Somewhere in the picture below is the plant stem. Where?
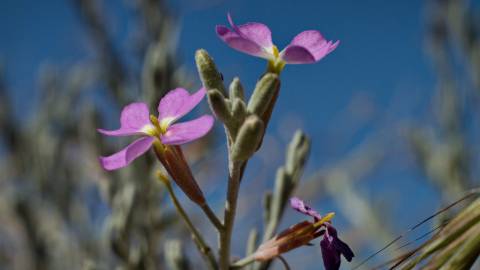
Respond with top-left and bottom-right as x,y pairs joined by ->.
230,254 -> 256,269
219,160 -> 245,270
162,178 -> 218,270
201,203 -> 224,232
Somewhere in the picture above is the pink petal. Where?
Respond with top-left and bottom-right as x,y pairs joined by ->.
281,30 -> 339,64
280,46 -> 316,64
98,102 -> 152,136
158,88 -> 206,125
290,197 -> 322,220
216,26 -> 270,59
99,137 -> 154,171
228,13 -> 273,49
161,115 -> 214,145
215,14 -> 273,59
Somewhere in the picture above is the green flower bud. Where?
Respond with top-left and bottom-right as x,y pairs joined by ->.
207,89 -> 230,123
286,130 -> 310,175
231,115 -> 265,161
195,49 -> 226,95
229,77 -> 245,101
247,73 -> 280,116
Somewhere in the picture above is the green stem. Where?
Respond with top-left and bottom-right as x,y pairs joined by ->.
162,177 -> 218,270
230,254 -> 256,269
201,203 -> 224,232
219,160 -> 245,270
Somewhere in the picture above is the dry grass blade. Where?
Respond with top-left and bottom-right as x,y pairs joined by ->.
385,194 -> 480,269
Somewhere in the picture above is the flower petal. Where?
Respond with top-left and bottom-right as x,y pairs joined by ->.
320,237 -> 342,270
281,30 -> 339,64
158,88 -> 206,126
216,26 -> 270,59
216,14 -> 273,59
99,137 -> 154,171
228,13 -> 273,49
333,237 -> 355,262
328,226 -> 355,262
290,197 -> 322,220
280,45 -> 316,64
98,102 -> 152,136
161,115 -> 214,145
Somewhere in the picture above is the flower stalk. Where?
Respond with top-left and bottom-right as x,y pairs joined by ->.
158,172 -> 219,270
219,159 -> 245,270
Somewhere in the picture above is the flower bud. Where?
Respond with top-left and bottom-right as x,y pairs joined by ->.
231,115 -> 265,161
207,89 -> 231,123
231,99 -> 247,123
286,130 -> 310,175
195,49 -> 226,95
229,77 -> 245,101
247,73 -> 280,117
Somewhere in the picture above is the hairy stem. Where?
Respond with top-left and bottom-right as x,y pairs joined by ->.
219,159 -> 245,270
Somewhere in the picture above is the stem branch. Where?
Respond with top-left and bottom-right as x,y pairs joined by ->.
162,177 -> 218,270
230,254 -> 256,269
201,203 -> 224,232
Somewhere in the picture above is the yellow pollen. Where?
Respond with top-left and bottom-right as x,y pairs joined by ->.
313,212 -> 335,228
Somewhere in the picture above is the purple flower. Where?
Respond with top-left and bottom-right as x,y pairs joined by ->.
290,196 -> 323,221
98,88 -> 214,205
321,226 -> 355,270
290,197 -> 354,270
216,14 -> 339,72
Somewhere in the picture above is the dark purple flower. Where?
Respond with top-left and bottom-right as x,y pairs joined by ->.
321,225 -> 355,270
290,197 -> 354,270
216,14 -> 339,72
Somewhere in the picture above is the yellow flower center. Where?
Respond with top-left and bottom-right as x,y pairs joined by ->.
272,45 -> 280,58
267,45 -> 286,74
159,117 -> 175,134
144,115 -> 175,139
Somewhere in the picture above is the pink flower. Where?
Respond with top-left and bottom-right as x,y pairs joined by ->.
98,88 -> 214,205
216,14 -> 339,72
98,88 -> 213,170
